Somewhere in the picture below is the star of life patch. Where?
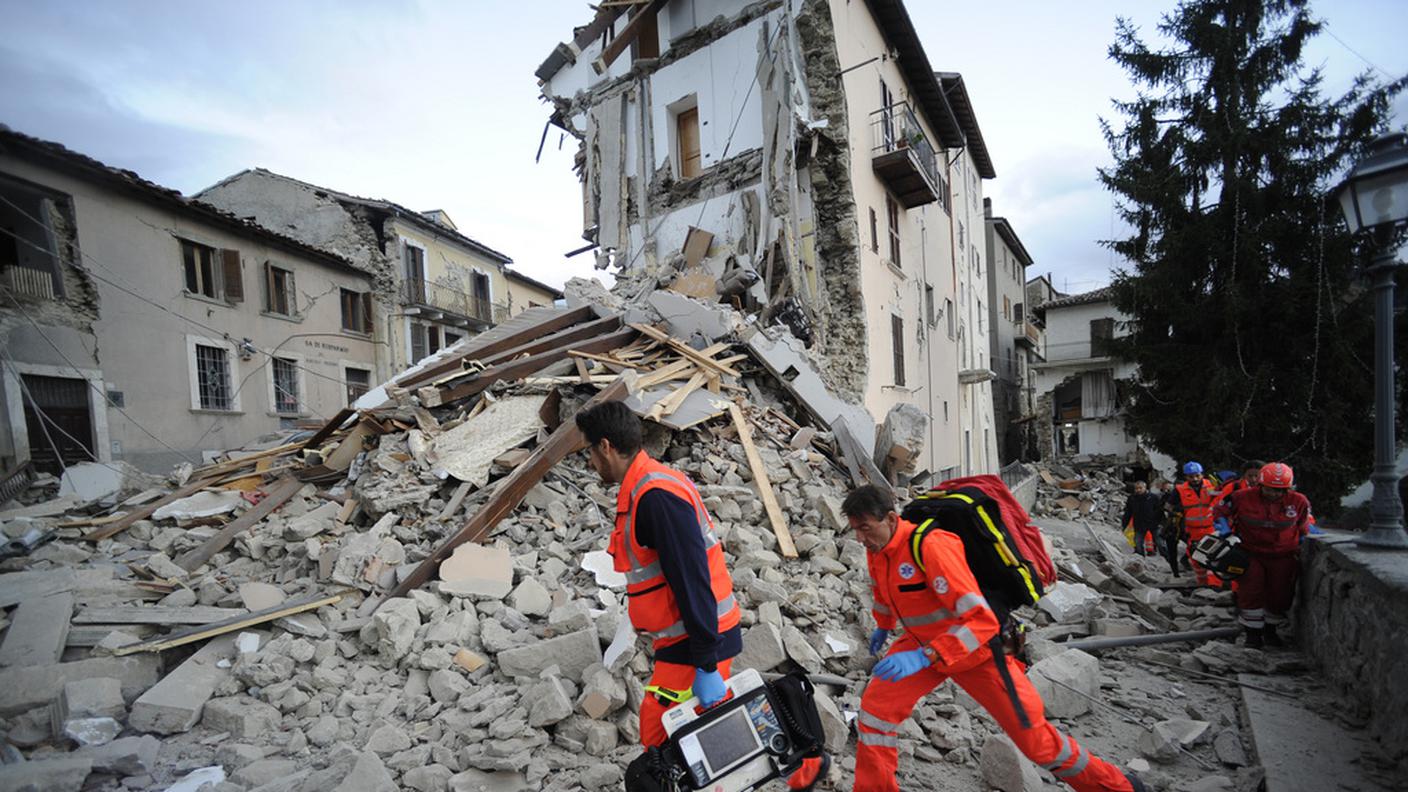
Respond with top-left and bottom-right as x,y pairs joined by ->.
898,562 -> 917,579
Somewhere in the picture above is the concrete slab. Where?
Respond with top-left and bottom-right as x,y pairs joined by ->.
1240,674 -> 1394,792
497,627 -> 602,681
0,655 -> 160,717
57,462 -> 124,502
432,395 -> 547,487
742,327 -> 876,451
0,590 -> 73,666
0,756 -> 93,791
439,543 -> 513,598
152,490 -> 244,522
129,635 -> 238,734
0,567 -> 112,609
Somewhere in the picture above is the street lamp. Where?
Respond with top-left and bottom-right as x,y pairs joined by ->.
1335,132 -> 1408,549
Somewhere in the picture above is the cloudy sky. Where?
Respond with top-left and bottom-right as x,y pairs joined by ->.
1,0 -> 1403,293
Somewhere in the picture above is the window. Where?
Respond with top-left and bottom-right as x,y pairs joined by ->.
444,331 -> 462,347
1013,302 -> 1024,322
945,298 -> 955,339
925,284 -> 936,327
404,243 -> 426,303
632,6 -> 659,60
345,367 -> 371,405
677,106 -> 702,180
410,322 -> 441,363
1091,318 -> 1115,357
264,263 -> 295,316
891,315 -> 905,386
341,289 -> 372,334
886,197 -> 901,269
869,208 -> 879,253
471,271 -> 492,321
272,357 -> 300,415
1003,296 -> 1010,321
182,239 -> 217,299
194,344 -> 233,411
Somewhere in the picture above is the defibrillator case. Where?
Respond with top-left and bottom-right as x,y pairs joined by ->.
1191,534 -> 1250,579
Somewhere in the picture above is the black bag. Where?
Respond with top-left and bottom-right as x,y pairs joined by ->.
625,745 -> 684,792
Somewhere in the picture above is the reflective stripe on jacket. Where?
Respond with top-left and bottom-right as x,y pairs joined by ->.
609,451 -> 740,649
1214,488 -> 1311,555
867,517 -> 1000,671
1176,480 -> 1217,534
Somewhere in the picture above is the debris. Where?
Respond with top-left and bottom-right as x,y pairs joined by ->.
497,628 -> 603,681
1036,581 -> 1104,624
151,489 -> 245,522
432,394 -> 548,486
980,733 -> 1045,792
0,590 -> 73,667
128,636 -> 239,734
725,401 -> 797,557
1027,649 -> 1102,718
111,593 -> 340,655
439,543 -> 514,598
0,756 -> 94,791
0,655 -> 160,717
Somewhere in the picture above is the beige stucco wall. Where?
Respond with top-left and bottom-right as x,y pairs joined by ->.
830,0 -> 965,478
0,154 -> 379,473
504,276 -> 560,314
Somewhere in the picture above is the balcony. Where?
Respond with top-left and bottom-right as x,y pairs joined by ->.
1014,319 -> 1041,349
402,279 -> 508,327
870,102 -> 943,209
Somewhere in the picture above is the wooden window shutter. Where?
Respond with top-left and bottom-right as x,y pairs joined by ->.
222,249 -> 243,302
262,261 -> 273,311
287,269 -> 297,315
361,291 -> 373,333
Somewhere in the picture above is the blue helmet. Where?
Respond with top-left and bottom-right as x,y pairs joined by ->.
1182,461 -> 1203,476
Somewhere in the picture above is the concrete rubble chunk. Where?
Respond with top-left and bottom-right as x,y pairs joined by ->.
578,763 -> 624,791
1027,648 -> 1101,719
57,461 -> 127,502
979,733 -> 1045,792
735,623 -> 787,672
0,756 -> 94,791
1036,581 -> 1104,624
814,690 -> 848,755
439,543 -> 513,599
448,769 -> 530,792
365,723 -> 412,755
239,581 -> 286,611
0,655 -> 161,718
527,676 -> 574,727
1138,718 -> 1210,762
371,597 -> 422,661
299,750 -> 397,792
129,636 -> 237,734
202,695 -> 282,739
509,577 -> 551,618
1212,729 -> 1247,767
403,764 -> 455,792
77,734 -> 161,775
577,666 -> 627,719
781,626 -> 824,674
0,590 -> 73,667
497,628 -> 602,682
428,668 -> 470,703
53,676 -> 127,738
233,759 -> 299,788
284,501 -> 339,540
64,716 -> 122,746
331,512 -> 399,589
873,403 -> 928,479
152,489 -> 245,522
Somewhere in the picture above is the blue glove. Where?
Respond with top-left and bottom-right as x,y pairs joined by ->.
1214,518 -> 1231,536
873,649 -> 930,682
1307,524 -> 1324,535
693,667 -> 726,708
869,628 -> 891,656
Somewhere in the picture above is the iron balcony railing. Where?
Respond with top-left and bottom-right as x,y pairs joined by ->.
869,101 -> 941,201
402,278 -> 507,325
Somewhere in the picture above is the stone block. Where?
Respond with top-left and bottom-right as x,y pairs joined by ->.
979,733 -> 1044,792
234,759 -> 299,788
1138,719 -> 1209,763
403,764 -> 454,792
53,676 -> 126,738
0,756 -> 93,791
202,696 -> 282,738
509,578 -> 551,618
1027,648 -> 1100,719
299,750 -> 397,792
239,582 -> 286,611
577,665 -> 627,719
1037,582 -> 1103,624
814,690 -> 847,755
497,628 -> 601,681
0,591 -> 73,667
0,655 -> 161,718
527,677 -> 573,727
77,734 -> 160,775
284,501 -> 339,540
781,626 -> 823,674
735,623 -> 786,672
129,636 -> 236,734
371,597 -> 422,661
428,669 -> 469,704
439,544 -> 513,599
448,769 -> 530,792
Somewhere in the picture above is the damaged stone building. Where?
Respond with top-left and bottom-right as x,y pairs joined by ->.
0,129 -> 380,474
537,0 -> 1002,479
197,169 -> 562,381
984,198 -> 1041,465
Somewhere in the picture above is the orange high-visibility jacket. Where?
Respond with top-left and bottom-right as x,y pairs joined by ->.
609,452 -> 740,650
1175,480 -> 1217,534
867,518 -> 1001,671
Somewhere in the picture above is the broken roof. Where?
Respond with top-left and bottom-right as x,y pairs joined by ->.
935,72 -> 996,179
1038,286 -> 1115,311
198,168 -> 514,266
0,128 -> 361,274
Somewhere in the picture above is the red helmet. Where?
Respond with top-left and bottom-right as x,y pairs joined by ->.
1260,462 -> 1293,489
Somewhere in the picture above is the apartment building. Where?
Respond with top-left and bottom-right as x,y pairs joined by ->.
536,0 -> 999,478
984,198 -> 1039,464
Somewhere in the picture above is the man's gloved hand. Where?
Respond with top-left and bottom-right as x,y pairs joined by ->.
873,649 -> 930,682
869,628 -> 891,656
693,667 -> 726,708
1214,518 -> 1232,537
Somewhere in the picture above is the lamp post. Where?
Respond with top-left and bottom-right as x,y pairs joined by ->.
1336,132 -> 1408,549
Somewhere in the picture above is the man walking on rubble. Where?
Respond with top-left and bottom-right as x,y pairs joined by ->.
1121,480 -> 1162,557
844,485 -> 1146,792
1167,462 -> 1221,586
1154,480 -> 1183,576
1213,462 -> 1311,649
575,401 -> 826,789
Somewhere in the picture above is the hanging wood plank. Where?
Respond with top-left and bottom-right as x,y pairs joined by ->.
384,377 -> 632,601
173,477 -> 303,573
423,328 -> 638,408
593,0 -> 668,72
724,401 -> 798,558
84,478 -> 213,542
110,592 -> 343,656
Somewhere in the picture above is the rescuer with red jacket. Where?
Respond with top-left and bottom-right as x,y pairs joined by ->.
1213,462 -> 1311,648
844,485 -> 1145,792
576,401 -> 826,789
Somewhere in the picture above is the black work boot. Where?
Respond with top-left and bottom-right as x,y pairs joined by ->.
1125,771 -> 1149,792
1243,627 -> 1264,649
1263,627 -> 1285,648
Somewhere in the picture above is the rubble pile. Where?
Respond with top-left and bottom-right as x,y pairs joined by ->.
1030,458 -> 1143,525
0,298 -> 1286,792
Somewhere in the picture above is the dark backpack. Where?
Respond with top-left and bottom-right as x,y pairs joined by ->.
899,483 -> 1046,627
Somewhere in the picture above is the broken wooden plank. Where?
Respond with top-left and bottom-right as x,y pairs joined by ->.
424,327 -> 638,407
724,401 -> 798,558
385,376 -> 633,601
173,477 -> 303,573
65,624 -> 158,648
111,593 -> 343,656
647,372 -> 708,421
634,359 -> 698,391
630,323 -> 741,377
73,605 -> 245,626
301,407 -> 357,450
568,349 -> 643,369
84,478 -> 212,542
478,314 -> 623,370
593,0 -> 667,72
399,305 -> 600,389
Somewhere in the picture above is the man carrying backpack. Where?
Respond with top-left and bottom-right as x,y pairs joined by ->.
843,485 -> 1145,792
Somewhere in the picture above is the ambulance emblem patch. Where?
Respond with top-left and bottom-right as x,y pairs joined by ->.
932,576 -> 949,594
1284,506 -> 1298,519
898,563 -> 917,580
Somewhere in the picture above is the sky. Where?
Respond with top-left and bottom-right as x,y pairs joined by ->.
0,0 -> 1404,294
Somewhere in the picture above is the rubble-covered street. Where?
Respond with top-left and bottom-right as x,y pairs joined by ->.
1,299 -> 1396,792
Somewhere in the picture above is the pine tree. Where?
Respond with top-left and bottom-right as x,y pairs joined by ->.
1100,0 -> 1405,512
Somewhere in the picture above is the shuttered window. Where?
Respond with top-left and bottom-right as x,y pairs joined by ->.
891,315 -> 905,387
677,107 -> 701,179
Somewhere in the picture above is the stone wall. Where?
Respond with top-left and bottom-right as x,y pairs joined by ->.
1296,537 -> 1408,776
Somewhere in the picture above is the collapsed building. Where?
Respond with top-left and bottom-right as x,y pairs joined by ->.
536,0 -> 1002,482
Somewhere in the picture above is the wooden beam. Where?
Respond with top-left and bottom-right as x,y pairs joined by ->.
479,314 -> 622,369
84,478 -> 213,542
424,327 -> 638,407
593,0 -> 667,73
300,407 -> 357,451
724,401 -> 798,558
73,605 -> 245,626
630,323 -> 741,377
648,372 -> 707,421
173,477 -> 303,573
385,377 -> 632,600
398,305 -> 599,389
110,593 -> 343,656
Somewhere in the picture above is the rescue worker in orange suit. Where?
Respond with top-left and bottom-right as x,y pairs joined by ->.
1166,462 -> 1222,586
575,401 -> 826,789
844,485 -> 1145,792
1213,462 -> 1311,649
